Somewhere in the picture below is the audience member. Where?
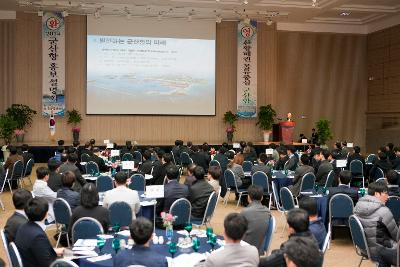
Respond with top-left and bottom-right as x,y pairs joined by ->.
171,140 -> 183,165
152,153 -> 174,185
347,146 -> 365,170
328,170 -> 358,204
15,197 -> 64,267
385,143 -> 396,162
47,159 -> 62,192
191,145 -> 210,172
184,163 -> 197,187
299,197 -> 326,250
241,185 -> 271,255
386,170 -> 400,197
227,152 -> 245,188
270,144 -> 280,162
59,153 -> 86,191
207,165 -> 221,194
57,171 -> 80,210
189,166 -> 214,220
251,153 -> 271,176
32,167 -> 56,223
4,189 -> 32,242
311,128 -> 318,144
213,146 -> 229,173
205,213 -> 259,267
20,144 -> 33,170
114,217 -> 167,267
392,147 -> 400,170
69,183 -> 111,234
120,141 -> 134,157
285,146 -> 298,171
315,149 -> 333,186
91,147 -> 108,172
370,152 -> 392,180
138,150 -> 153,175
103,171 -> 140,219
282,236 -> 322,267
275,149 -> 289,171
354,181 -> 398,267
289,154 -> 314,197
1,146 -> 23,187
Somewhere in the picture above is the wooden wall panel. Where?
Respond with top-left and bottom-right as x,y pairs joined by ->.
0,20 -> 15,113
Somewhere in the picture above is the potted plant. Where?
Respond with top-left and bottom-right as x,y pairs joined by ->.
256,104 -> 276,142
223,111 -> 238,142
0,114 -> 17,160
316,118 -> 333,147
66,109 -> 82,142
6,104 -> 37,142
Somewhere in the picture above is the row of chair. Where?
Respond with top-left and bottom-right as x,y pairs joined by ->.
96,173 -> 146,192
81,151 -> 143,164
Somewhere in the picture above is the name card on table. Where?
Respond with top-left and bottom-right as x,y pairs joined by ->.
265,148 -> 273,155
302,139 -> 308,144
347,143 -> 354,148
104,139 -> 110,144
110,149 -> 120,157
106,143 -> 114,149
336,159 -> 347,168
145,185 -> 164,198
233,143 -> 240,148
122,161 -> 135,170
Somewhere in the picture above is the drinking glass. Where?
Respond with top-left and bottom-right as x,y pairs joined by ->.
168,242 -> 177,258
184,223 -> 193,237
96,236 -> 106,255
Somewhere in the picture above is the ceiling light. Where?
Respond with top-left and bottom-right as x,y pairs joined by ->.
340,11 -> 351,16
216,15 -> 222,23
61,11 -> 68,17
266,19 -> 273,26
38,11 -> 43,17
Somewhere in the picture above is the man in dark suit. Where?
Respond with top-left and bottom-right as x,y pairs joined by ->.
91,147 -> 108,172
213,146 -> 229,173
315,149 -> 333,186
274,149 -> 289,171
370,152 -> 393,180
20,144 -> 34,171
157,165 -> 188,214
171,140 -> 183,165
189,166 -> 214,220
138,150 -> 153,175
387,170 -> 400,197
4,189 -> 32,242
347,146 -> 365,170
284,146 -> 299,171
152,153 -> 174,185
328,170 -> 359,204
251,153 -> 271,176
47,159 -> 62,192
289,154 -> 314,197
120,141 -> 134,157
14,197 -> 64,267
391,147 -> 400,170
191,145 -> 210,173
59,153 -> 86,191
113,218 -> 167,267
79,141 -> 93,160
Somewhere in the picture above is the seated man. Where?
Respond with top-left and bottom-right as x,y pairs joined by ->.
282,236 -> 322,267
369,152 -> 392,180
57,171 -> 80,210
103,172 -> 140,219
386,170 -> 400,197
259,209 -> 319,267
205,213 -> 259,267
207,165 -> 221,194
0,146 -> 23,188
20,144 -> 33,171
90,147 -> 108,172
315,149 -> 333,186
184,163 -> 197,187
4,189 -> 32,242
328,170 -> 359,204
284,146 -> 298,171
251,153 -> 271,176
47,159 -> 62,192
14,197 -> 64,267
354,181 -> 398,267
189,166 -> 214,220
138,150 -> 153,175
59,153 -> 86,191
299,197 -> 326,250
152,153 -> 174,185
289,154 -> 314,197
114,217 -> 167,267
241,185 -> 271,255
274,149 -> 289,171
32,167 -> 57,223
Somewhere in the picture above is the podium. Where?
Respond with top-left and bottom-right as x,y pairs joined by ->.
279,121 -> 296,144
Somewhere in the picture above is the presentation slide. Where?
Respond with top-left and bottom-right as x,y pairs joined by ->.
86,18 -> 216,115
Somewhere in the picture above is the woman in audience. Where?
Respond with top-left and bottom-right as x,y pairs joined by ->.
57,171 -> 80,210
69,183 -> 110,235
227,152 -> 246,188
184,163 -> 197,187
207,165 -> 221,193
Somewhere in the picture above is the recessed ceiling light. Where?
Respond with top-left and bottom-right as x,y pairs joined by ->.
340,11 -> 351,16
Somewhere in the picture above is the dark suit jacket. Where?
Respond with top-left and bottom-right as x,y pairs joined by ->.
69,206 -> 111,235
4,212 -> 28,242
188,179 -> 214,218
47,171 -> 63,192
14,221 -> 57,267
284,155 -> 298,171
157,180 -> 189,214
91,154 -> 108,172
388,185 -> 400,197
289,165 -> 315,196
274,156 -> 288,171
57,187 -> 80,210
21,151 -> 34,171
113,245 -> 167,267
152,162 -> 173,185
347,153 -> 365,169
316,160 -> 333,186
213,153 -> 228,173
328,184 -> 358,205
392,156 -> 400,170
370,159 -> 392,180
191,151 -> 210,172
138,159 -> 153,175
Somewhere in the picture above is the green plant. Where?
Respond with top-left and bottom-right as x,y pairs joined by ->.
0,114 -> 18,144
66,109 -> 82,125
6,104 -> 37,131
223,111 -> 238,126
256,105 -> 276,131
316,118 -> 333,145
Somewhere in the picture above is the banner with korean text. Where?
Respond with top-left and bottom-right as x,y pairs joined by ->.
42,12 -> 65,116
237,21 -> 257,118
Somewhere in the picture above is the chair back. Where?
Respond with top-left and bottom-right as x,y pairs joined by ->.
201,191 -> 218,225
9,160 -> 24,180
376,167 -> 385,179
242,161 -> 253,172
271,181 -> 282,211
180,152 -> 193,166
129,174 -> 146,191
375,177 -> 387,183
325,170 -> 335,188
252,171 -> 270,193
329,193 -> 354,225
322,230 -> 331,253
50,259 -> 80,267
263,215 -> 276,255
109,201 -> 133,227
300,172 -> 316,193
224,169 -> 238,191
280,187 -> 295,211
110,155 -> 120,162
386,196 -> 400,223
170,198 -> 191,226
96,175 -> 113,192
85,161 -> 99,175
366,154 -> 377,164
122,153 -> 134,161
53,198 -> 72,226
23,158 -> 34,177
8,242 -> 23,267
72,217 -> 104,243
132,151 -> 142,163
349,215 -> 371,259
81,153 -> 91,163
1,229 -> 11,267
349,159 -> 364,176
209,160 -> 221,168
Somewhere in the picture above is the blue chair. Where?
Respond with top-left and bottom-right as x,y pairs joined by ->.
122,153 -> 134,161
263,215 -> 276,255
329,193 -> 354,237
71,217 -> 104,243
1,229 -> 11,266
8,242 -> 23,267
50,259 -> 80,267
252,171 -> 272,209
349,215 -> 374,266
366,154 -> 377,164
324,170 -> 335,188
110,155 -> 121,162
4,160 -> 24,193
280,187 -> 296,234
81,153 -> 91,163
170,198 -> 192,226
86,161 -> 99,175
322,229 -> 331,253
209,160 -> 221,168
223,169 -> 248,208
350,159 -> 365,187
96,175 -> 113,193
53,198 -> 72,248
242,161 -> 253,172
299,172 -> 316,195
193,191 -> 218,227
23,158 -> 34,185
386,196 -> 400,223
129,174 -> 146,191
109,201 -> 133,228
180,152 -> 193,167
132,151 -> 142,163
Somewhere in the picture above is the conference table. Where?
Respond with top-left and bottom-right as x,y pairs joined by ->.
75,229 -> 222,267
